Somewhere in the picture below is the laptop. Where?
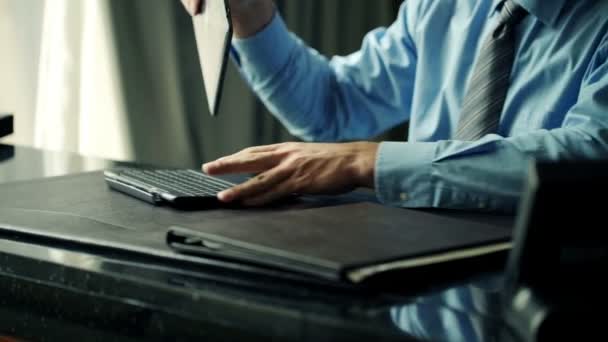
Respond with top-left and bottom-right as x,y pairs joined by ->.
105,1 -> 234,208
193,0 -> 232,116
104,167 -> 236,208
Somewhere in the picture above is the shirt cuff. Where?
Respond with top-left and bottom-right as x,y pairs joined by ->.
375,141 -> 437,207
232,13 -> 298,84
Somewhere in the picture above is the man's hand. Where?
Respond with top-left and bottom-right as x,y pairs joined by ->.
181,0 -> 203,16
203,142 -> 379,206
180,0 -> 275,38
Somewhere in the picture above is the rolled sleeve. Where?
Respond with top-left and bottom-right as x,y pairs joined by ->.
375,141 -> 437,207
232,14 -> 298,84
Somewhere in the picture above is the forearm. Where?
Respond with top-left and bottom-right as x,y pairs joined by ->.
378,124 -> 608,212
233,11 -> 416,142
233,15 -> 351,142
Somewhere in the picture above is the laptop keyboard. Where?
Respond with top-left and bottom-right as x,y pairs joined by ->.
120,169 -> 234,197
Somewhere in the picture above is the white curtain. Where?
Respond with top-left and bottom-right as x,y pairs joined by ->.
0,0 -> 132,162
0,0 -> 43,146
34,0 -> 132,161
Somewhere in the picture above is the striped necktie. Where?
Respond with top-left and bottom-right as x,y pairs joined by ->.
455,0 -> 528,141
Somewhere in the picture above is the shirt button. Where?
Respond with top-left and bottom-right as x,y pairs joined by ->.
400,192 -> 409,202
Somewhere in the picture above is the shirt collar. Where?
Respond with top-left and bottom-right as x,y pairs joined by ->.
491,0 -> 567,27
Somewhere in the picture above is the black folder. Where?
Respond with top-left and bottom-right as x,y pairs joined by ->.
167,203 -> 513,283
0,172 -> 514,286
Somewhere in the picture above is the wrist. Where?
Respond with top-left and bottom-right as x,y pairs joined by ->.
231,0 -> 275,38
350,142 -> 379,189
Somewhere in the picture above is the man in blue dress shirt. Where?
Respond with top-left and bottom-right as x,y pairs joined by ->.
182,0 -> 608,212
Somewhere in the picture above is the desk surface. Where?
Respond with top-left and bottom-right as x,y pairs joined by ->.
0,144 -> 520,341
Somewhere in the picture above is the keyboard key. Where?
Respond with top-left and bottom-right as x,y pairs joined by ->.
119,169 -> 233,197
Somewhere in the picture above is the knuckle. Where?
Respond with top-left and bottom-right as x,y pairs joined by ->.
212,160 -> 225,169
219,158 -> 236,168
270,150 -> 289,161
279,142 -> 297,151
242,156 -> 256,165
255,173 -> 269,184
245,175 -> 268,189
287,154 -> 307,166
242,146 -> 257,154
231,184 -> 246,194
275,165 -> 294,178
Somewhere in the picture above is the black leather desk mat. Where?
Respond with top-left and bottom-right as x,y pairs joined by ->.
0,172 -> 376,280
0,171 -> 514,285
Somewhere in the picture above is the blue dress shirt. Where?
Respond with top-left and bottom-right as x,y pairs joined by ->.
232,0 -> 608,212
